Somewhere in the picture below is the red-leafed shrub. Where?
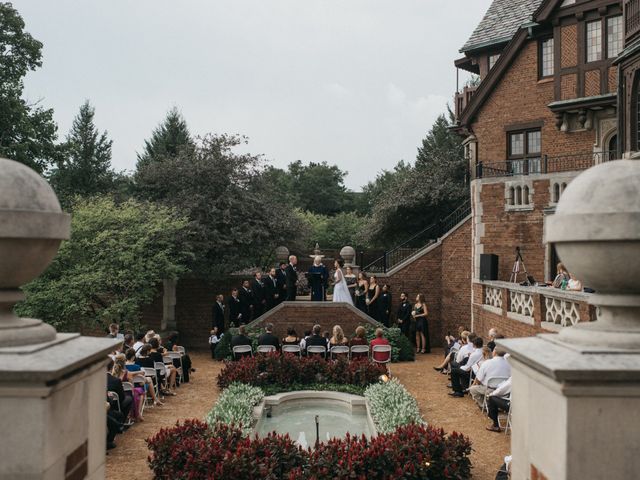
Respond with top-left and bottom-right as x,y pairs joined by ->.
217,353 -> 387,391
147,422 -> 472,480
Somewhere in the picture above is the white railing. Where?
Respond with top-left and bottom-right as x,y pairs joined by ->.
544,296 -> 581,327
484,286 -> 503,309
509,291 -> 534,317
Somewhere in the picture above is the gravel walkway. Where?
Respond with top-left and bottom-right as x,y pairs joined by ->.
106,350 -> 509,479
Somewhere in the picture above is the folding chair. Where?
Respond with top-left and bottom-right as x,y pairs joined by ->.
257,345 -> 276,354
154,362 -> 168,391
177,346 -> 186,355
307,345 -> 327,359
232,345 -> 253,360
481,377 -> 510,414
143,367 -> 159,397
132,375 -> 148,414
330,345 -> 349,360
107,391 -> 120,412
167,352 -> 184,384
372,344 -> 392,375
350,345 -> 369,361
282,344 -> 301,356
121,382 -> 135,425
500,398 -> 512,435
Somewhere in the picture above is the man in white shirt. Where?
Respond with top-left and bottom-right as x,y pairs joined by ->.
449,336 -> 484,397
132,332 -> 145,357
469,349 -> 512,406
454,332 -> 477,366
486,377 -> 511,432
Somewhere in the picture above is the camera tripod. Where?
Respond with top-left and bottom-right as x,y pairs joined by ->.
509,247 -> 531,284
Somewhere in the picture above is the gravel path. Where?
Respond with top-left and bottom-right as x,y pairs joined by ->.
106,350 -> 509,479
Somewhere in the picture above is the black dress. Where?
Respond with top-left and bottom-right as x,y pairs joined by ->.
355,283 -> 367,313
413,304 -> 431,353
367,285 -> 380,322
379,292 -> 392,327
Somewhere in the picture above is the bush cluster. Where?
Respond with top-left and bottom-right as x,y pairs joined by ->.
364,378 -> 423,434
205,383 -> 264,437
217,353 -> 387,391
147,421 -> 472,480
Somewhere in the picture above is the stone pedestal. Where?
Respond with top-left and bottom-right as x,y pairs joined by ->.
500,335 -> 640,480
0,334 -> 119,480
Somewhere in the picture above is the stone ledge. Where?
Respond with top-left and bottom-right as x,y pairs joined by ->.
507,311 -> 535,325
482,304 -> 503,315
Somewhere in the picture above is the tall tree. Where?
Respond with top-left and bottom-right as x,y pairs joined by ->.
0,2 -> 59,173
49,101 -> 114,207
136,107 -> 194,169
287,160 -> 350,216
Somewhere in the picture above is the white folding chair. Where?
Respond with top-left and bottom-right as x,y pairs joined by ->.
131,375 -> 148,412
167,352 -> 184,384
154,361 -> 168,391
257,345 -> 276,354
177,346 -> 186,355
232,345 -> 253,360
481,377 -> 510,413
143,367 -> 159,397
350,345 -> 370,361
307,345 -> 327,358
500,398 -> 512,435
121,382 -> 135,425
162,355 -> 173,366
282,344 -> 301,356
107,391 -> 120,412
372,344 -> 392,375
330,345 -> 349,360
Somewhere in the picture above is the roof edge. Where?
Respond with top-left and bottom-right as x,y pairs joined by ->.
460,36 -> 511,54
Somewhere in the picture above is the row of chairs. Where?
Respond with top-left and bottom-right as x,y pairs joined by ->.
232,344 -> 391,364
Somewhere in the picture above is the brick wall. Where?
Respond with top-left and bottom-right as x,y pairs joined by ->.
246,302 -> 379,340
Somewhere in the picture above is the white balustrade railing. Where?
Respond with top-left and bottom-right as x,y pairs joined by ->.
544,296 -> 581,327
484,286 -> 503,309
509,291 -> 534,317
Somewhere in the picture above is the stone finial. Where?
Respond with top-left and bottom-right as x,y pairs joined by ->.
546,159 -> 640,349
0,158 -> 71,347
340,245 -> 356,266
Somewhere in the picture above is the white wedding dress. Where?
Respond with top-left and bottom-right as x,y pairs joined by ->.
332,268 -> 353,305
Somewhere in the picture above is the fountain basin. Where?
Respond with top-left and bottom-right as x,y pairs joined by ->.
253,391 -> 377,449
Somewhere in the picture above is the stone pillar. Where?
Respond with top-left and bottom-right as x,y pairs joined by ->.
0,158 -> 118,480
499,160 -> 640,479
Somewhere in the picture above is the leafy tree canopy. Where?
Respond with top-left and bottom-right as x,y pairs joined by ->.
135,134 -> 307,277
0,2 -> 59,173
16,196 -> 191,332
49,100 -> 115,208
298,210 -> 370,249
136,107 -> 194,169
286,160 -> 350,216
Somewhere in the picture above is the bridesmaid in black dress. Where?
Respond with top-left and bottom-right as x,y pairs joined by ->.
366,275 -> 381,322
412,294 -> 430,353
354,272 -> 368,313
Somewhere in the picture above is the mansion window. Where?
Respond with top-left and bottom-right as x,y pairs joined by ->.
540,38 -> 554,77
508,129 -> 541,174
488,54 -> 500,70
586,16 -> 623,63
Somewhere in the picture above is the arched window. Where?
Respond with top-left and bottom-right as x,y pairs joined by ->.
516,186 -> 522,205
508,187 -> 515,205
523,186 -> 530,205
553,183 -> 560,203
561,182 -> 567,193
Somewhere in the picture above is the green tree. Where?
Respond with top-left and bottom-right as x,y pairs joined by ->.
136,134 -> 306,276
16,197 -> 191,332
288,160 -> 350,216
49,101 -> 115,207
136,107 -> 194,169
0,2 -> 59,173
364,112 -> 467,246
298,210 -> 369,248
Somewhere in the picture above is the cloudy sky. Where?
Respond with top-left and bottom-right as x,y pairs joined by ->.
17,0 -> 491,189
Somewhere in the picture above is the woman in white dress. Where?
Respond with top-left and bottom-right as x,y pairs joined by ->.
332,258 -> 354,305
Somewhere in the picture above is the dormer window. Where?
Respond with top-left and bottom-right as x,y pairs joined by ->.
488,54 -> 500,70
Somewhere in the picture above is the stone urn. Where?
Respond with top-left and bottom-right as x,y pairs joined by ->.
340,245 -> 356,266
546,159 -> 640,349
275,245 -> 289,263
0,158 -> 70,347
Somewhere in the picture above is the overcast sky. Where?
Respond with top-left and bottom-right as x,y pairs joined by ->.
16,0 -> 491,190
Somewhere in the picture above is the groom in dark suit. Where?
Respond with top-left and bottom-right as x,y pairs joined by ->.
285,255 -> 298,301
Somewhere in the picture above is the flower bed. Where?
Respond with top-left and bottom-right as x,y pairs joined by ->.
205,383 -> 263,437
364,378 -> 423,434
217,353 -> 387,391
215,325 -> 415,362
148,421 -> 472,480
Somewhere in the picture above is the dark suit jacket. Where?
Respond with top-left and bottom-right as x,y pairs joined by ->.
252,279 -> 266,306
264,275 -> 279,307
238,287 -> 254,321
285,264 -> 298,301
107,373 -> 126,405
228,296 -> 242,326
212,301 -> 225,332
397,300 -> 412,322
231,334 -> 252,348
276,268 -> 287,300
305,334 -> 328,353
258,332 -> 280,350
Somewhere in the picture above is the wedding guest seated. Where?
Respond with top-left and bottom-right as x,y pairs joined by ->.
552,262 -> 570,288
258,323 -> 280,351
449,336 -> 484,398
231,324 -> 253,360
132,332 -> 145,356
470,348 -> 511,407
305,324 -> 328,358
121,333 -> 134,353
567,273 -> 583,291
165,331 -> 194,382
370,328 -> 391,362
282,328 -> 299,346
329,325 -> 349,359
486,328 -> 498,351
106,401 -> 124,450
149,337 -> 177,394
350,326 -> 369,359
125,348 -> 162,406
107,358 -> 132,420
486,377 -> 512,433
444,326 -> 464,357
433,331 -> 471,372
209,328 -> 222,359
323,330 -> 331,349
299,330 -> 312,353
107,323 -> 123,340
112,354 -> 145,421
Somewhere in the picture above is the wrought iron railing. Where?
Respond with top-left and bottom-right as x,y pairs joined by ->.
363,198 -> 471,273
626,0 -> 640,41
473,151 -> 615,179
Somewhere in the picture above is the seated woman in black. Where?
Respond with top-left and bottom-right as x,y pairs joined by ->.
149,337 -> 177,395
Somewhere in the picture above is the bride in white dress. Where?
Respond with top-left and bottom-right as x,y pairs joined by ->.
332,259 -> 354,305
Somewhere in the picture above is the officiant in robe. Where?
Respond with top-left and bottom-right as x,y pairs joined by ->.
307,255 -> 329,301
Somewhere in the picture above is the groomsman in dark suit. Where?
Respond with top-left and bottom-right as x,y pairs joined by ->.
212,294 -> 226,333
276,262 -> 288,304
264,267 -> 279,311
251,272 -> 266,318
239,280 -> 254,321
285,255 -> 299,301
396,292 -> 412,337
228,289 -> 242,327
